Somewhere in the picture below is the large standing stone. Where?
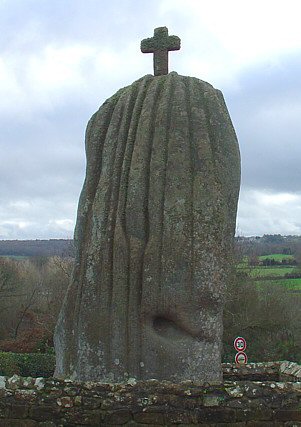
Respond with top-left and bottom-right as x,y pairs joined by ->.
54,71 -> 240,383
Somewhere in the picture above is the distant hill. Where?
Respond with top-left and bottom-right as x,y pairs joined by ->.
1,234 -> 301,259
236,234 -> 301,257
0,239 -> 74,258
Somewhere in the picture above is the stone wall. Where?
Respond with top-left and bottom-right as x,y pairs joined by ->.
0,362 -> 301,426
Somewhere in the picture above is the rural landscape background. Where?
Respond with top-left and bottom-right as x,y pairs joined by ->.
1,0 -> 301,376
1,234 -> 301,376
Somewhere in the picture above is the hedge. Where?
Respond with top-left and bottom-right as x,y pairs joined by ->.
0,352 -> 55,377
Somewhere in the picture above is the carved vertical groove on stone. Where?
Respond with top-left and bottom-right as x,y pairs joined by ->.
121,77 -> 153,374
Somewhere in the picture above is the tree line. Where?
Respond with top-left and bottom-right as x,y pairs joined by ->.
0,256 -> 72,353
0,239 -> 73,257
0,242 -> 301,363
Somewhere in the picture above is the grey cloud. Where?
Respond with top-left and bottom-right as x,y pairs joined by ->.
2,1 -> 301,238
0,0 -> 163,53
0,107 -> 86,202
237,188 -> 301,236
225,52 -> 301,193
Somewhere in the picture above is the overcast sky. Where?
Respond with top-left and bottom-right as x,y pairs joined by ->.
1,0 -> 301,239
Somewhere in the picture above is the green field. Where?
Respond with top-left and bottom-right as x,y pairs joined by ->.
250,266 -> 297,277
275,278 -> 301,289
255,278 -> 301,291
239,253 -> 301,291
258,253 -> 295,261
0,255 -> 28,260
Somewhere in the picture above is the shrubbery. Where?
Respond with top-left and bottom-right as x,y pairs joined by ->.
0,352 -> 55,377
223,270 -> 301,364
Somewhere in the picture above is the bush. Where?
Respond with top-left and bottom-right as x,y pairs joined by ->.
0,317 -> 54,354
0,352 -> 55,377
0,352 -> 20,376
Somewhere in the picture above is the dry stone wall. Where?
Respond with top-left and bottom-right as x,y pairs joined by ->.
0,362 -> 301,426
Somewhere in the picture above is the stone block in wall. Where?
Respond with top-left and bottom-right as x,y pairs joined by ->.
245,422 -> 283,427
215,423 -> 247,427
275,409 -> 301,421
235,407 -> 273,421
102,409 -> 132,425
195,408 -> 237,422
284,422 -> 301,426
0,420 -> 38,427
82,396 -> 103,409
29,405 -> 61,422
164,410 -> 193,424
62,409 -> 102,426
9,405 -> 29,418
133,410 -> 165,424
0,401 -> 9,418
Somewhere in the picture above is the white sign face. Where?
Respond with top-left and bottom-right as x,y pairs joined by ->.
234,336 -> 247,352
235,351 -> 248,365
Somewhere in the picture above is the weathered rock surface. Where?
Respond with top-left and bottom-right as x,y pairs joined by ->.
54,72 -> 240,383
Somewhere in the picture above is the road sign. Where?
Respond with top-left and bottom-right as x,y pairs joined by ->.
234,336 -> 246,352
235,351 -> 248,365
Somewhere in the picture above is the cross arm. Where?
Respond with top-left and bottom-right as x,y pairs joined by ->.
140,37 -> 155,53
141,35 -> 181,53
166,35 -> 181,51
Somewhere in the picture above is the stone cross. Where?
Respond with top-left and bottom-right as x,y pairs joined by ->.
141,27 -> 181,76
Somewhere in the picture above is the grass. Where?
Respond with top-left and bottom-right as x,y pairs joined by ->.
250,266 -> 297,277
238,253 -> 301,291
255,278 -> 301,291
258,253 -> 295,261
278,278 -> 301,289
0,255 -> 28,260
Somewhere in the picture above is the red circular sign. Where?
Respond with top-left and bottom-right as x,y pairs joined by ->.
235,351 -> 248,365
234,336 -> 246,352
